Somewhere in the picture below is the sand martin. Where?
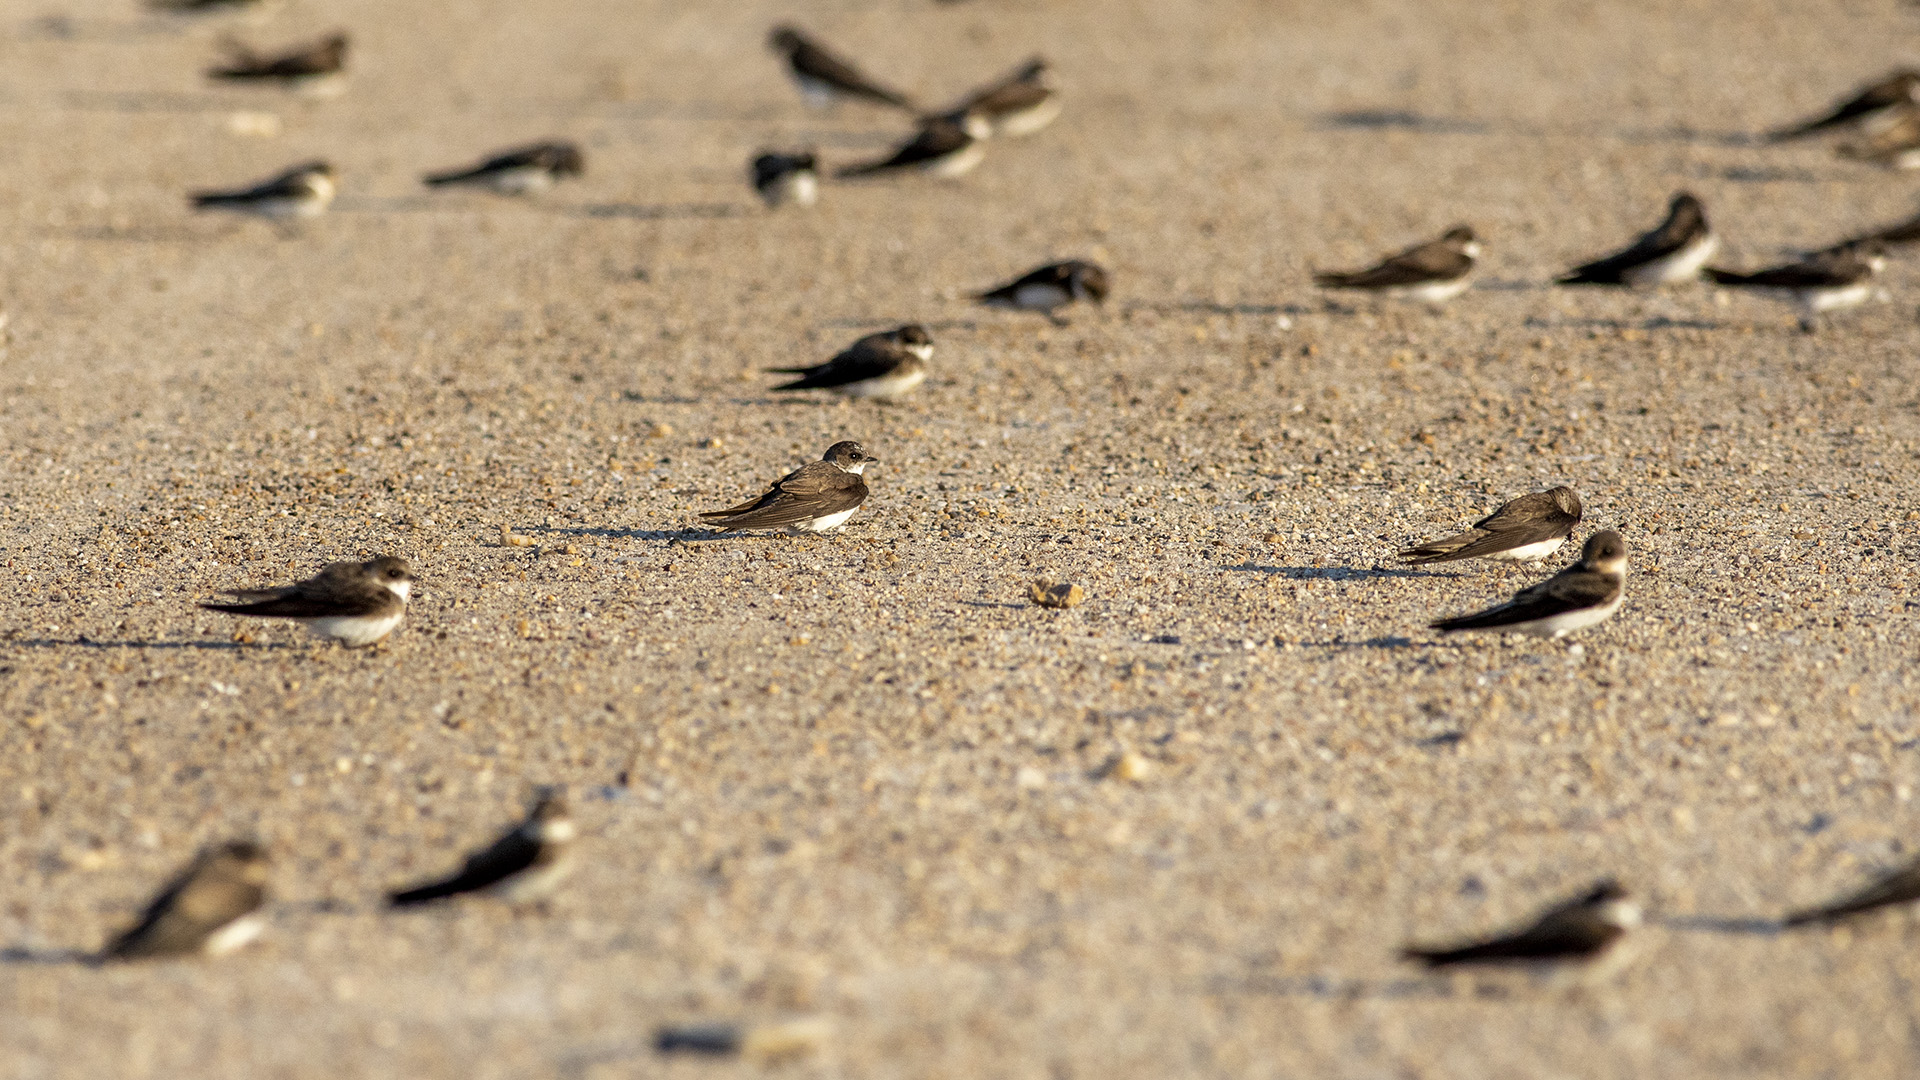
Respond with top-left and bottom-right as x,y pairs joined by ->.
1401,486 -> 1584,566
769,325 -> 931,399
1314,225 -> 1480,305
1430,529 -> 1627,639
199,554 -> 413,647
1784,854 -> 1920,926
751,150 -> 819,209
423,141 -> 583,196
103,841 -> 270,961
837,111 -> 991,179
1769,70 -> 1920,142
152,0 -> 267,10
190,160 -> 336,221
1706,243 -> 1886,330
1557,193 -> 1717,287
768,25 -> 915,111
700,441 -> 876,533
1402,880 -> 1640,968
976,259 -> 1110,316
390,789 -> 576,908
1835,105 -> 1920,169
208,32 -> 348,96
943,57 -> 1059,137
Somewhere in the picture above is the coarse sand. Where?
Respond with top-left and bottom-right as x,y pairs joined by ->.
2,1 -> 1920,1077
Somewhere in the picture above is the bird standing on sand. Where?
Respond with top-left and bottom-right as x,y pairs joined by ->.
769,325 -> 932,400
1768,70 -> 1920,142
199,555 -> 413,646
943,57 -> 1060,137
700,441 -> 876,533
1401,487 -> 1584,566
103,842 -> 270,961
838,112 -> 991,179
423,142 -> 583,196
1557,193 -> 1717,287
976,259 -> 1110,316
751,150 -> 819,208
208,32 -> 349,96
1314,225 -> 1480,305
1430,530 -> 1627,638
1705,243 -> 1886,331
768,26 -> 915,111
1402,880 -> 1640,968
190,160 -> 336,221
390,790 -> 576,908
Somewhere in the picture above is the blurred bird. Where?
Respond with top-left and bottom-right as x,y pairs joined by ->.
1401,487 -> 1584,566
1402,880 -> 1640,968
391,789 -> 576,907
769,325 -> 931,399
1706,243 -> 1886,331
1768,70 -> 1920,142
152,0 -> 268,10
208,32 -> 348,96
1430,530 -> 1627,638
976,259 -> 1110,317
1785,854 -> 1920,926
768,25 -> 915,111
700,441 -> 876,533
1314,225 -> 1480,305
751,150 -> 819,208
1557,193 -> 1716,287
199,554 -> 412,646
837,112 -> 990,179
190,160 -> 336,221
423,142 -> 583,196
943,57 -> 1059,137
103,842 -> 270,961
1835,104 -> 1920,168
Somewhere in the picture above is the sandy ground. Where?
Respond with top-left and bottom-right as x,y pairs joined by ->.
3,0 -> 1920,1076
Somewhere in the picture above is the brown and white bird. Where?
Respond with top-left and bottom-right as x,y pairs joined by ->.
751,150 -> 819,209
1402,880 -> 1640,968
208,32 -> 348,96
1402,487 -> 1584,566
1706,243 -> 1886,331
102,842 -> 270,961
390,790 -> 577,908
837,112 -> 991,179
1314,225 -> 1480,305
768,25 -> 915,111
769,325 -> 931,400
700,441 -> 876,533
1768,70 -> 1920,142
976,259 -> 1110,316
1430,530 -> 1627,638
190,160 -> 336,221
1835,105 -> 1920,169
1784,854 -> 1920,926
424,142 -> 583,196
199,555 -> 413,646
943,57 -> 1059,137
1557,193 -> 1717,287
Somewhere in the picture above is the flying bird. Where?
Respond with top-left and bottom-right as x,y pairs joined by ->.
976,259 -> 1110,316
390,790 -> 577,907
1557,193 -> 1717,287
1784,854 -> 1920,926
751,150 -> 819,209
1401,487 -> 1584,566
700,441 -> 876,533
1314,225 -> 1480,305
190,160 -> 336,221
423,142 -> 583,196
102,842 -> 270,961
1430,530 -> 1627,638
1402,880 -> 1640,968
1768,70 -> 1920,142
769,325 -> 932,399
199,554 -> 413,646
768,25 -> 915,111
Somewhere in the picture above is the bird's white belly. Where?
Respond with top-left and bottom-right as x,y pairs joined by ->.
1517,593 -> 1623,638
993,95 -> 1062,137
487,857 -> 573,905
482,167 -> 554,196
924,140 -> 986,178
794,74 -> 837,109
793,507 -> 859,533
1623,233 -> 1717,287
202,913 -> 265,956
840,366 -> 927,399
309,610 -> 404,647
1803,281 -> 1873,313
767,171 -> 818,207
1390,276 -> 1472,305
1486,536 -> 1568,563
1007,283 -> 1070,311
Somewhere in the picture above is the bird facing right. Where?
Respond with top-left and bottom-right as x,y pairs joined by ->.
1401,879 -> 1640,968
1314,225 -> 1480,305
1429,529 -> 1627,639
1401,486 -> 1584,566
102,841 -> 271,961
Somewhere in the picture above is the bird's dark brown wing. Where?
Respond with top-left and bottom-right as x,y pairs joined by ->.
390,829 -> 542,905
1401,493 -> 1578,563
837,121 -> 971,176
1558,199 -> 1707,285
1430,565 -> 1618,631
1315,239 -> 1471,288
1785,861 -> 1920,925
790,39 -> 913,108
770,337 -> 908,390
700,462 -> 866,529
1403,908 -> 1621,966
